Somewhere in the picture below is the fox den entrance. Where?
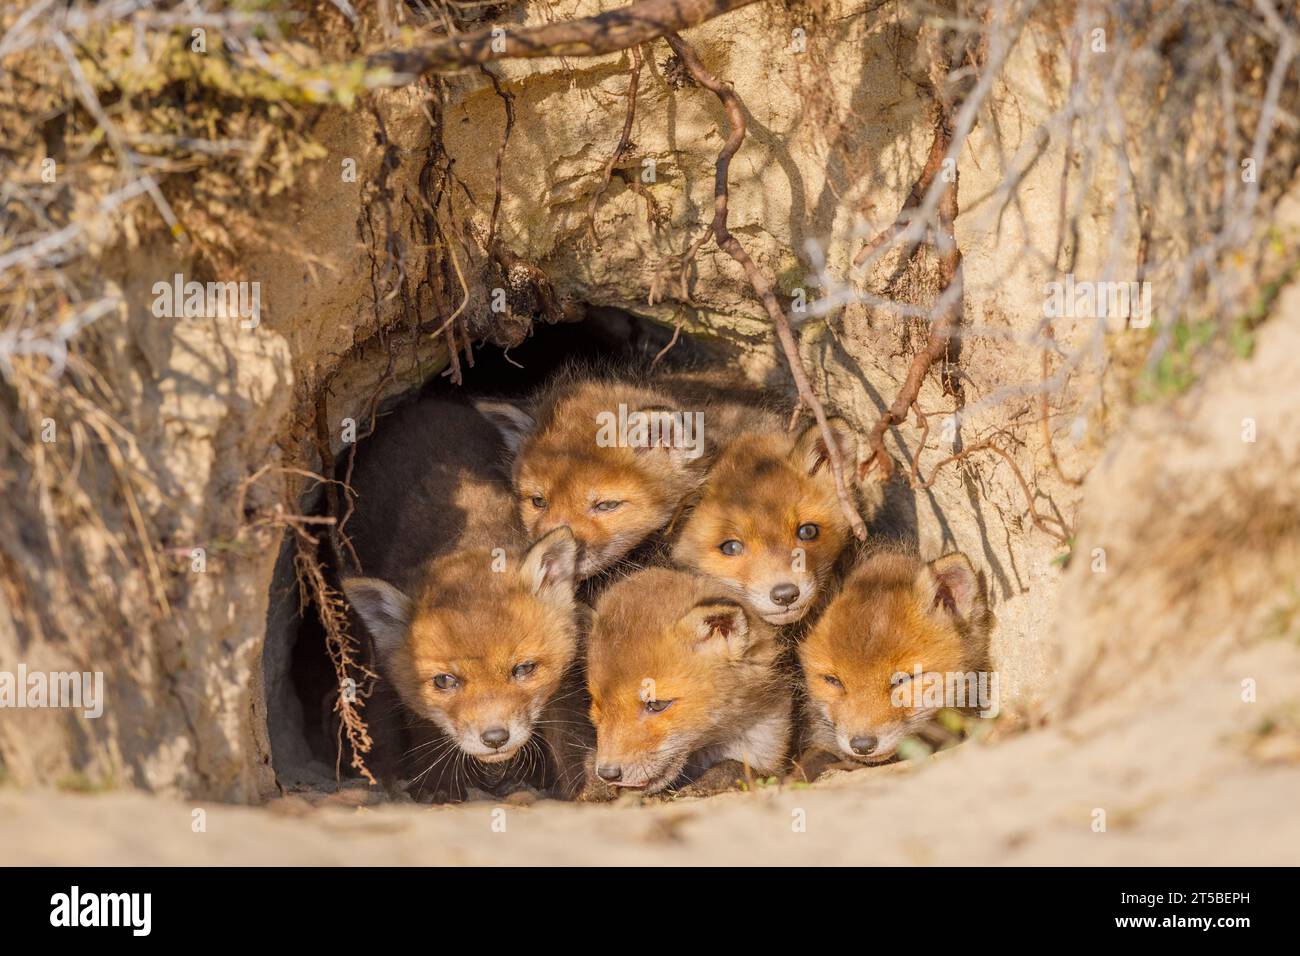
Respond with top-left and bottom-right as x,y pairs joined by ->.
263,309 -> 728,802
261,307 -> 968,807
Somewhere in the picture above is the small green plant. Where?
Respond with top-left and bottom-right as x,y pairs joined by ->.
897,736 -> 934,761
1139,246 -> 1300,402
1137,318 -> 1217,402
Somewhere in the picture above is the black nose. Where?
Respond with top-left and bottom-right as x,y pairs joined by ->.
770,582 -> 800,606
481,727 -> 510,749
596,764 -> 622,782
850,735 -> 878,756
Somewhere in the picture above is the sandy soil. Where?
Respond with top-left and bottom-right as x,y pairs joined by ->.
5,640 -> 1296,866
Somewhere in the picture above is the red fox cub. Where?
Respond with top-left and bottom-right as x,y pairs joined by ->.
475,368 -> 774,580
798,548 -> 994,767
339,398 -> 589,800
672,418 -> 865,626
584,568 -> 793,796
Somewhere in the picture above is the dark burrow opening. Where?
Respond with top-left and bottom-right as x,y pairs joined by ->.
262,309 -> 733,797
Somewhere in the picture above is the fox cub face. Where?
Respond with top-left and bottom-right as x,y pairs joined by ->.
343,528 -> 580,764
800,550 -> 992,764
586,569 -> 782,793
476,384 -> 701,579
673,420 -> 859,625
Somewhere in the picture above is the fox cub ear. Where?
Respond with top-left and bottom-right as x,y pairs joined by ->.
627,404 -> 699,470
792,418 -> 858,478
679,600 -> 752,657
473,399 -> 536,459
520,527 -> 578,609
915,553 -> 983,622
341,577 -> 411,658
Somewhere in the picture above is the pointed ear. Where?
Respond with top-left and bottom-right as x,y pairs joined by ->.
679,600 -> 752,656
520,527 -> 578,609
631,405 -> 700,468
915,553 -> 983,622
341,577 -> 411,658
473,400 -> 536,459
792,418 -> 858,478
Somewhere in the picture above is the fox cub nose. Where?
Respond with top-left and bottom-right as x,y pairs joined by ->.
770,582 -> 800,606
850,735 -> 878,756
596,764 -> 622,782
481,727 -> 510,749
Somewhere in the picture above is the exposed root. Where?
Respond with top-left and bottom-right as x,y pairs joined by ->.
480,64 -> 514,257
369,0 -> 761,75
650,312 -> 686,368
292,528 -> 379,786
851,112 -> 951,270
586,46 -> 644,245
1039,328 -> 1084,488
858,35 -> 968,485
419,82 -> 475,384
911,415 -> 1071,545
649,222 -> 711,307
664,32 -> 867,542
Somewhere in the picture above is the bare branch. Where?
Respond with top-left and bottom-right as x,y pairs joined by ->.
368,0 -> 760,76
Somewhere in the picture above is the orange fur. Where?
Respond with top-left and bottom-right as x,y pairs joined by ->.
586,568 -> 792,793
672,420 -> 860,625
340,398 -> 588,799
478,370 -> 775,579
799,548 -> 993,765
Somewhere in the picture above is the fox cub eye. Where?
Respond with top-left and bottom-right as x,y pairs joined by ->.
593,500 -> 623,512
432,673 -> 459,691
719,539 -> 743,556
890,672 -> 914,687
529,495 -> 547,509
644,699 -> 675,714
822,674 -> 843,689
512,661 -> 536,679
797,523 -> 820,541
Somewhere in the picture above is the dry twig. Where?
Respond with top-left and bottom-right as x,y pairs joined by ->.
664,31 -> 868,541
